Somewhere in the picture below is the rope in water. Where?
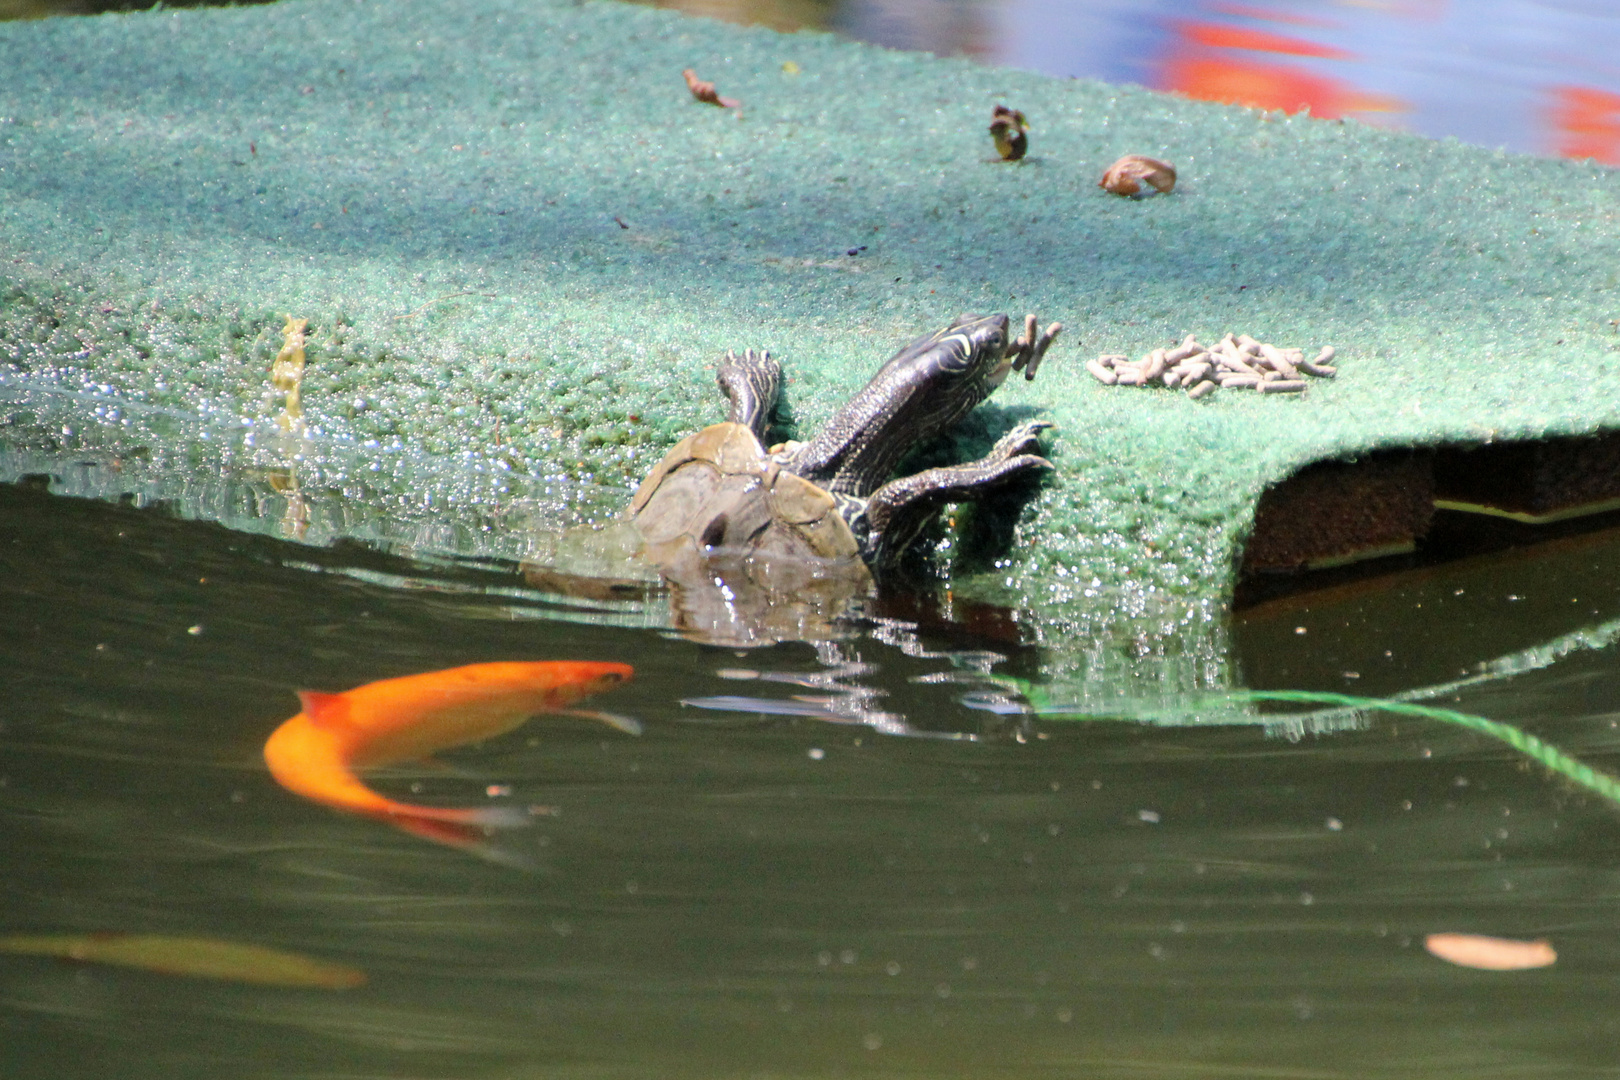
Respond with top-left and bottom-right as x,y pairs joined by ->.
1231,689 -> 1620,808
1001,678 -> 1620,810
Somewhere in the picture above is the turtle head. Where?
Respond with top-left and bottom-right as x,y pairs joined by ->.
783,313 -> 1029,497
931,312 -> 1016,392
875,312 -> 1018,436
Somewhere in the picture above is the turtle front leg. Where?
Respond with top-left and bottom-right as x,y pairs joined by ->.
716,348 -> 782,443
1007,315 -> 1062,381
862,420 -> 1055,566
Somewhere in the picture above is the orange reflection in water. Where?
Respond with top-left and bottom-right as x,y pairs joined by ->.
1156,11 -> 1406,122
1549,86 -> 1620,165
1162,52 -> 1404,119
1174,19 -> 1352,60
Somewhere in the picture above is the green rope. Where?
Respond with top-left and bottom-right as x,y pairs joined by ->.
998,679 -> 1620,809
1231,690 -> 1620,808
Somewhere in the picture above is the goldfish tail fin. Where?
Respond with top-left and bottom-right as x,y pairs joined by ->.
386,803 -> 534,844
389,813 -> 542,871
557,708 -> 644,735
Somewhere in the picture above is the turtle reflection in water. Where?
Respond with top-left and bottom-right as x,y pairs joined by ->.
534,313 -> 1061,645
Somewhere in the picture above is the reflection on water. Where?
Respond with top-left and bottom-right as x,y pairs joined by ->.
6,480 -> 1620,1077
4,0 -> 1614,162
651,0 -> 1620,162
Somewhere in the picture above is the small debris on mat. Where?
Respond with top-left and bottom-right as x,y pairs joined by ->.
989,105 -> 1029,161
682,69 -> 740,109
1099,154 -> 1176,196
1087,334 -> 1336,400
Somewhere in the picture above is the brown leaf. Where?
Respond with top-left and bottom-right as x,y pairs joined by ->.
1100,154 -> 1177,196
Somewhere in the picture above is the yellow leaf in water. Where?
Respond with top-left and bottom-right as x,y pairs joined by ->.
0,933 -> 366,989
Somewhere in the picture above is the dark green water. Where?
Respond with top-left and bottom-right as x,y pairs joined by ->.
4,480 -> 1620,1079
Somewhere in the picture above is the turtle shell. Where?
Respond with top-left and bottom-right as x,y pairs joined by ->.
629,422 -> 869,580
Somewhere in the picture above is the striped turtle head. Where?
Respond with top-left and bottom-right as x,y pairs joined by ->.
921,312 -> 1015,391
783,313 -> 1030,497
871,312 -> 1019,435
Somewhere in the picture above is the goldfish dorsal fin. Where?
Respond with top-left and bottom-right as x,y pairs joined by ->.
296,690 -> 352,729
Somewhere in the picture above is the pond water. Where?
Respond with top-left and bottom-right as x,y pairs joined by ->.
674,0 -> 1620,163
6,478 -> 1620,1078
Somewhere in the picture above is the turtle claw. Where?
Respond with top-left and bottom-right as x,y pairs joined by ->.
988,419 -> 1056,462
1008,315 -> 1062,381
862,419 -> 1054,565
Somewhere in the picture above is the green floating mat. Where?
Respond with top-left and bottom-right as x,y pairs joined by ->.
2,0 -> 1619,696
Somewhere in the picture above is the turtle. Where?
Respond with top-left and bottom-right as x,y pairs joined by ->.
627,312 -> 1062,597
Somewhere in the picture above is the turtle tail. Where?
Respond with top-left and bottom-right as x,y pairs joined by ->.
717,348 -> 783,442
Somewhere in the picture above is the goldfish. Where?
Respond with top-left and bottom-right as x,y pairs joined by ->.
0,932 -> 365,989
264,661 -> 634,851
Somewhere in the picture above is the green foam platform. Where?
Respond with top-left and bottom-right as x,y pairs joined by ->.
2,0 -> 1619,698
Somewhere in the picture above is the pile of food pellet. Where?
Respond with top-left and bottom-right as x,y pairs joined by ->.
1086,334 -> 1337,400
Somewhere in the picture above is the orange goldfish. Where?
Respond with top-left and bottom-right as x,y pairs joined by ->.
264,661 -> 634,850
